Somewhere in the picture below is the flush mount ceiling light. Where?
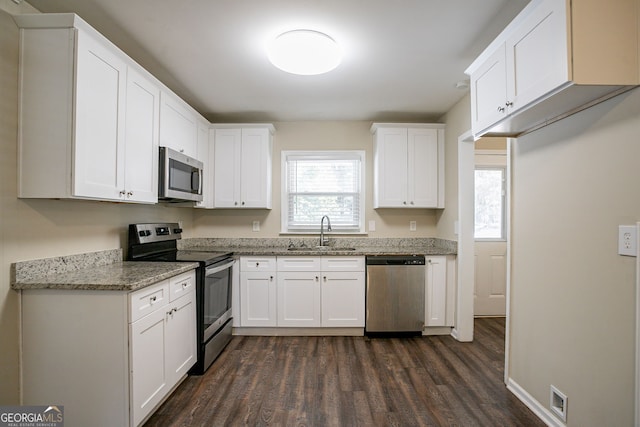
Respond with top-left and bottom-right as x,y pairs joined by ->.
268,29 -> 342,76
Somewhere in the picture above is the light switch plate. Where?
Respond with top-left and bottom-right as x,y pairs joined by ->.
252,221 -> 260,232
618,225 -> 637,256
368,220 -> 376,232
410,221 -> 417,231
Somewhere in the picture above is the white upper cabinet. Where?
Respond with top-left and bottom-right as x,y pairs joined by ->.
159,92 -> 198,158
466,0 -> 639,137
123,67 -> 161,204
212,125 -> 274,209
72,28 -> 128,201
14,13 -> 210,205
371,123 -> 445,209
15,14 -> 162,203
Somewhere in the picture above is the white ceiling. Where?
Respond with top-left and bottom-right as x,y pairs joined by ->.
26,0 -> 530,123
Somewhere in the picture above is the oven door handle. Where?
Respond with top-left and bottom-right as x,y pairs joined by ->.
205,260 -> 235,276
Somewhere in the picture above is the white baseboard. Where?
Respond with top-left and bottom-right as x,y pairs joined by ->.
506,377 -> 565,427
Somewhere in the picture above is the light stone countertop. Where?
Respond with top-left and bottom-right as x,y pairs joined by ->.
12,261 -> 199,291
11,249 -> 199,291
10,237 -> 457,292
180,237 -> 457,257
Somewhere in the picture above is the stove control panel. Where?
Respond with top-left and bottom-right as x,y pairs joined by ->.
129,223 -> 183,245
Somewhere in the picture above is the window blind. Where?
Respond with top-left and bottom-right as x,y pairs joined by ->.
284,152 -> 363,232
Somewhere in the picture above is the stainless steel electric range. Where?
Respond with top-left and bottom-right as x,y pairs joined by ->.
127,223 -> 233,375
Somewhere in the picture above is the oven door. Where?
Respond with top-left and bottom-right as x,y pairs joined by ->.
203,259 -> 234,342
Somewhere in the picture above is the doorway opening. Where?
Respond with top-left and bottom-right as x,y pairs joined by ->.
458,132 -> 512,382
474,140 -> 508,317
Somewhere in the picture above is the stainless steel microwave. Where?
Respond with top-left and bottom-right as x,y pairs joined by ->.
158,147 -> 203,202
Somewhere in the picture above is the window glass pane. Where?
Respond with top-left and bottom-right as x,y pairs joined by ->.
474,168 -> 504,239
284,152 -> 364,232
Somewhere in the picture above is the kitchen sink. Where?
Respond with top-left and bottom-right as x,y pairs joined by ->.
287,246 -> 357,251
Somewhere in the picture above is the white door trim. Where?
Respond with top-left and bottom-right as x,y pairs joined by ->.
454,131 -> 475,342
636,222 -> 640,427
504,138 -> 513,383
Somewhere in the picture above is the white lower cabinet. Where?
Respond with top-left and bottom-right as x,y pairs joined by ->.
20,269 -> 196,427
130,272 -> 196,426
239,256 -> 365,328
320,257 -> 365,327
239,256 -> 277,326
277,257 -> 322,327
424,256 -> 456,328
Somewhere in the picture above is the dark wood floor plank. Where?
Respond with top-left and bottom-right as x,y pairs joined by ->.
144,318 -> 545,427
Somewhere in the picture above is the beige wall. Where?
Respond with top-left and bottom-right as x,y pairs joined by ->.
0,8 -> 194,404
193,121 -> 442,238
436,92 -> 471,241
510,88 -> 640,426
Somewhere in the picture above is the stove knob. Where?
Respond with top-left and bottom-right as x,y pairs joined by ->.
173,228 -> 183,234
138,230 -> 146,237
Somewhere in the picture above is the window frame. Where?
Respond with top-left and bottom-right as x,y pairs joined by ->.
280,150 -> 366,234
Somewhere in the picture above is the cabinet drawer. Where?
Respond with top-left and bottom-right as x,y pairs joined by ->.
129,281 -> 169,323
169,270 -> 196,302
277,257 -> 321,271
321,256 -> 365,272
240,256 -> 276,272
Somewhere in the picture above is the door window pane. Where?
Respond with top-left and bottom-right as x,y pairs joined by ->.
475,168 -> 505,239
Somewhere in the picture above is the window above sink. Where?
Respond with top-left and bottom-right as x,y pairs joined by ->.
281,150 -> 365,234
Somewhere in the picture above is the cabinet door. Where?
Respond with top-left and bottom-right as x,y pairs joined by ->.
506,0 -> 568,112
195,123 -> 212,208
165,291 -> 196,385
130,308 -> 167,427
213,128 -> 242,208
159,92 -> 197,157
240,128 -> 272,208
408,128 -> 439,208
73,29 -> 126,200
425,257 -> 447,327
321,271 -> 365,327
470,44 -> 508,135
123,67 -> 159,203
373,127 -> 408,207
240,271 -> 276,326
277,272 -> 321,327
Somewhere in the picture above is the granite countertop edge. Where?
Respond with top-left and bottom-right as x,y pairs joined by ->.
212,247 -> 457,256
12,261 -> 199,292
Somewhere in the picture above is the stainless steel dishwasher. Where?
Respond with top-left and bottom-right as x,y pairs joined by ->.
365,255 -> 426,334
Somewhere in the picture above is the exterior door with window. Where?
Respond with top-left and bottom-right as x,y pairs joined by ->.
474,150 -> 507,316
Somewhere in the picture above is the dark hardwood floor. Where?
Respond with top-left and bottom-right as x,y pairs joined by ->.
144,318 -> 544,426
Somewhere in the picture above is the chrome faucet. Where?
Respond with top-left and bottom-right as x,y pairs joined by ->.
319,215 -> 332,247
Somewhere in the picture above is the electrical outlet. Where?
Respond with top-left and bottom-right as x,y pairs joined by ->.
618,225 -> 637,256
410,221 -> 417,231
252,221 -> 260,232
